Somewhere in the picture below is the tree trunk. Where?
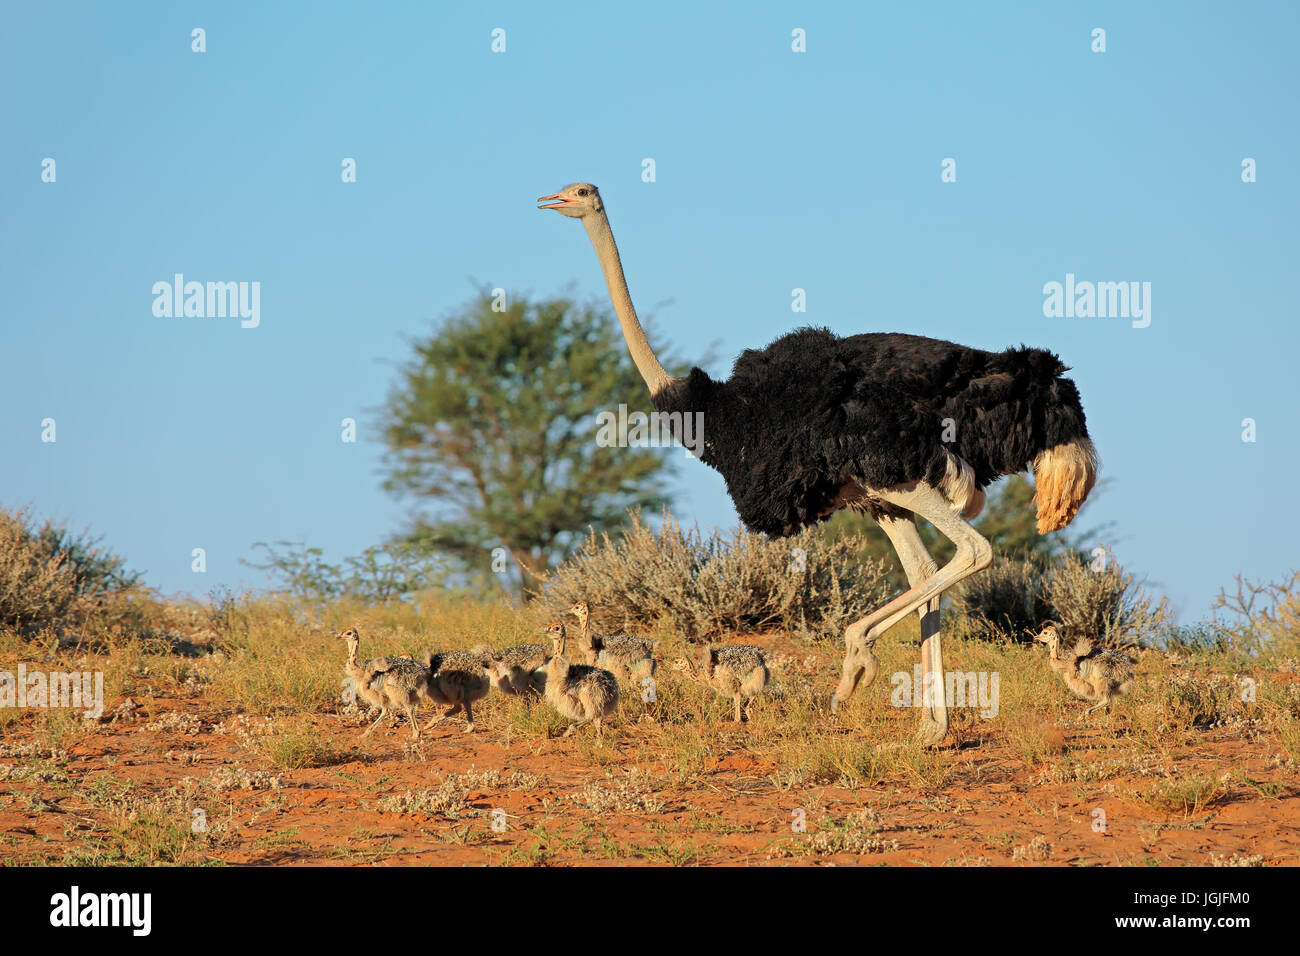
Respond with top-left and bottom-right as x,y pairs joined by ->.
510,548 -> 549,589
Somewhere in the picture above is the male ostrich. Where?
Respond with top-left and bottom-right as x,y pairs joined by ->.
538,183 -> 1098,745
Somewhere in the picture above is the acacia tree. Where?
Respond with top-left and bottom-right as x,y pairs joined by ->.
380,291 -> 686,590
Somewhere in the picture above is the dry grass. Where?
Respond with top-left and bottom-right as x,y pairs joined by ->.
259,725 -> 347,770
1138,771 -> 1233,816
952,549 -> 1170,648
0,560 -> 1296,866
536,510 -> 891,641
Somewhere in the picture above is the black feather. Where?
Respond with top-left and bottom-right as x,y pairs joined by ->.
651,328 -> 1092,537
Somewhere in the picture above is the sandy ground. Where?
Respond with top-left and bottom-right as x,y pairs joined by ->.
1,631 -> 1295,866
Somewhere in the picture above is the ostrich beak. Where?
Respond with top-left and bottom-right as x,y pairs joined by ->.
537,193 -> 569,210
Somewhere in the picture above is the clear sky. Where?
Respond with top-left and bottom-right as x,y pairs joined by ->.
2,1 -> 1297,622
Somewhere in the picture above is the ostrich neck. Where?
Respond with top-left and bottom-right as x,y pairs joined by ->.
583,212 -> 672,396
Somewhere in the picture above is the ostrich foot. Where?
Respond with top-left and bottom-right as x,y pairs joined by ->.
914,717 -> 948,747
422,703 -> 463,730
563,716 -> 595,737
361,708 -> 392,738
831,638 -> 879,714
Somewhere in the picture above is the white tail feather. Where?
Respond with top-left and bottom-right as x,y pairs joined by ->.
939,451 -> 984,520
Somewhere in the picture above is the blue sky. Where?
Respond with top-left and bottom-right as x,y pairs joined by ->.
2,1 -> 1296,622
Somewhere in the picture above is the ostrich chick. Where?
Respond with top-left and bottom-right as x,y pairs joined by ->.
567,600 -> 656,681
338,626 -> 430,740
486,642 -> 550,696
419,649 -> 492,732
672,643 -> 769,723
542,622 -> 619,737
1034,623 -> 1135,714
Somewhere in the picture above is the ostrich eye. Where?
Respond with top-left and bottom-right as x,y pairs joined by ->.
577,188 -> 588,197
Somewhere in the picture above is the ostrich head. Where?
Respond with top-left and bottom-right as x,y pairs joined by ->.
337,625 -> 361,649
1034,623 -> 1061,651
567,600 -> 590,626
541,621 -> 567,657
538,183 -> 603,218
671,644 -> 712,677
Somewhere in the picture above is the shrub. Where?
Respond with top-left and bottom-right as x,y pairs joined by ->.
0,510 -> 80,631
952,548 -> 1169,646
1210,571 -> 1300,660
1154,672 -> 1243,730
535,510 -> 890,641
0,508 -> 142,633
950,557 -> 1052,641
30,519 -> 141,598
1045,550 -> 1169,646
241,540 -> 449,604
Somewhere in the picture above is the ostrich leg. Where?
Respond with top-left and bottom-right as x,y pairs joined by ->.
894,514 -> 947,744
832,515 -> 940,723
861,484 -> 991,640
831,484 -> 992,745
361,706 -> 392,737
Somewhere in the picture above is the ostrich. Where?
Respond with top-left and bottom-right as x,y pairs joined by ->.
541,622 -> 620,737
338,626 -> 430,740
567,600 -> 656,681
484,641 -> 550,696
671,643 -> 770,723
1035,624 -> 1135,715
418,649 -> 491,732
538,183 -> 1098,745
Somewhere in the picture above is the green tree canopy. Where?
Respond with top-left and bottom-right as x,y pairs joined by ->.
379,291 -> 688,590
241,540 -> 448,603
